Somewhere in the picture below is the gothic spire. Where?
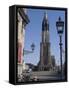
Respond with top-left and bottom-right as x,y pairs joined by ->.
42,11 -> 49,31
44,11 -> 48,20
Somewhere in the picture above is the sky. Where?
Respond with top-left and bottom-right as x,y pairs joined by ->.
23,8 -> 65,66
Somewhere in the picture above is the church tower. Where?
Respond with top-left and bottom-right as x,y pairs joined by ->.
39,12 -> 52,71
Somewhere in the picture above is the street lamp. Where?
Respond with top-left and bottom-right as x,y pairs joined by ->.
23,43 -> 35,55
56,16 -> 64,79
31,43 -> 35,51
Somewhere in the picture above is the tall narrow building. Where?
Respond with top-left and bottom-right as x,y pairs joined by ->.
39,12 -> 52,71
17,8 -> 29,79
